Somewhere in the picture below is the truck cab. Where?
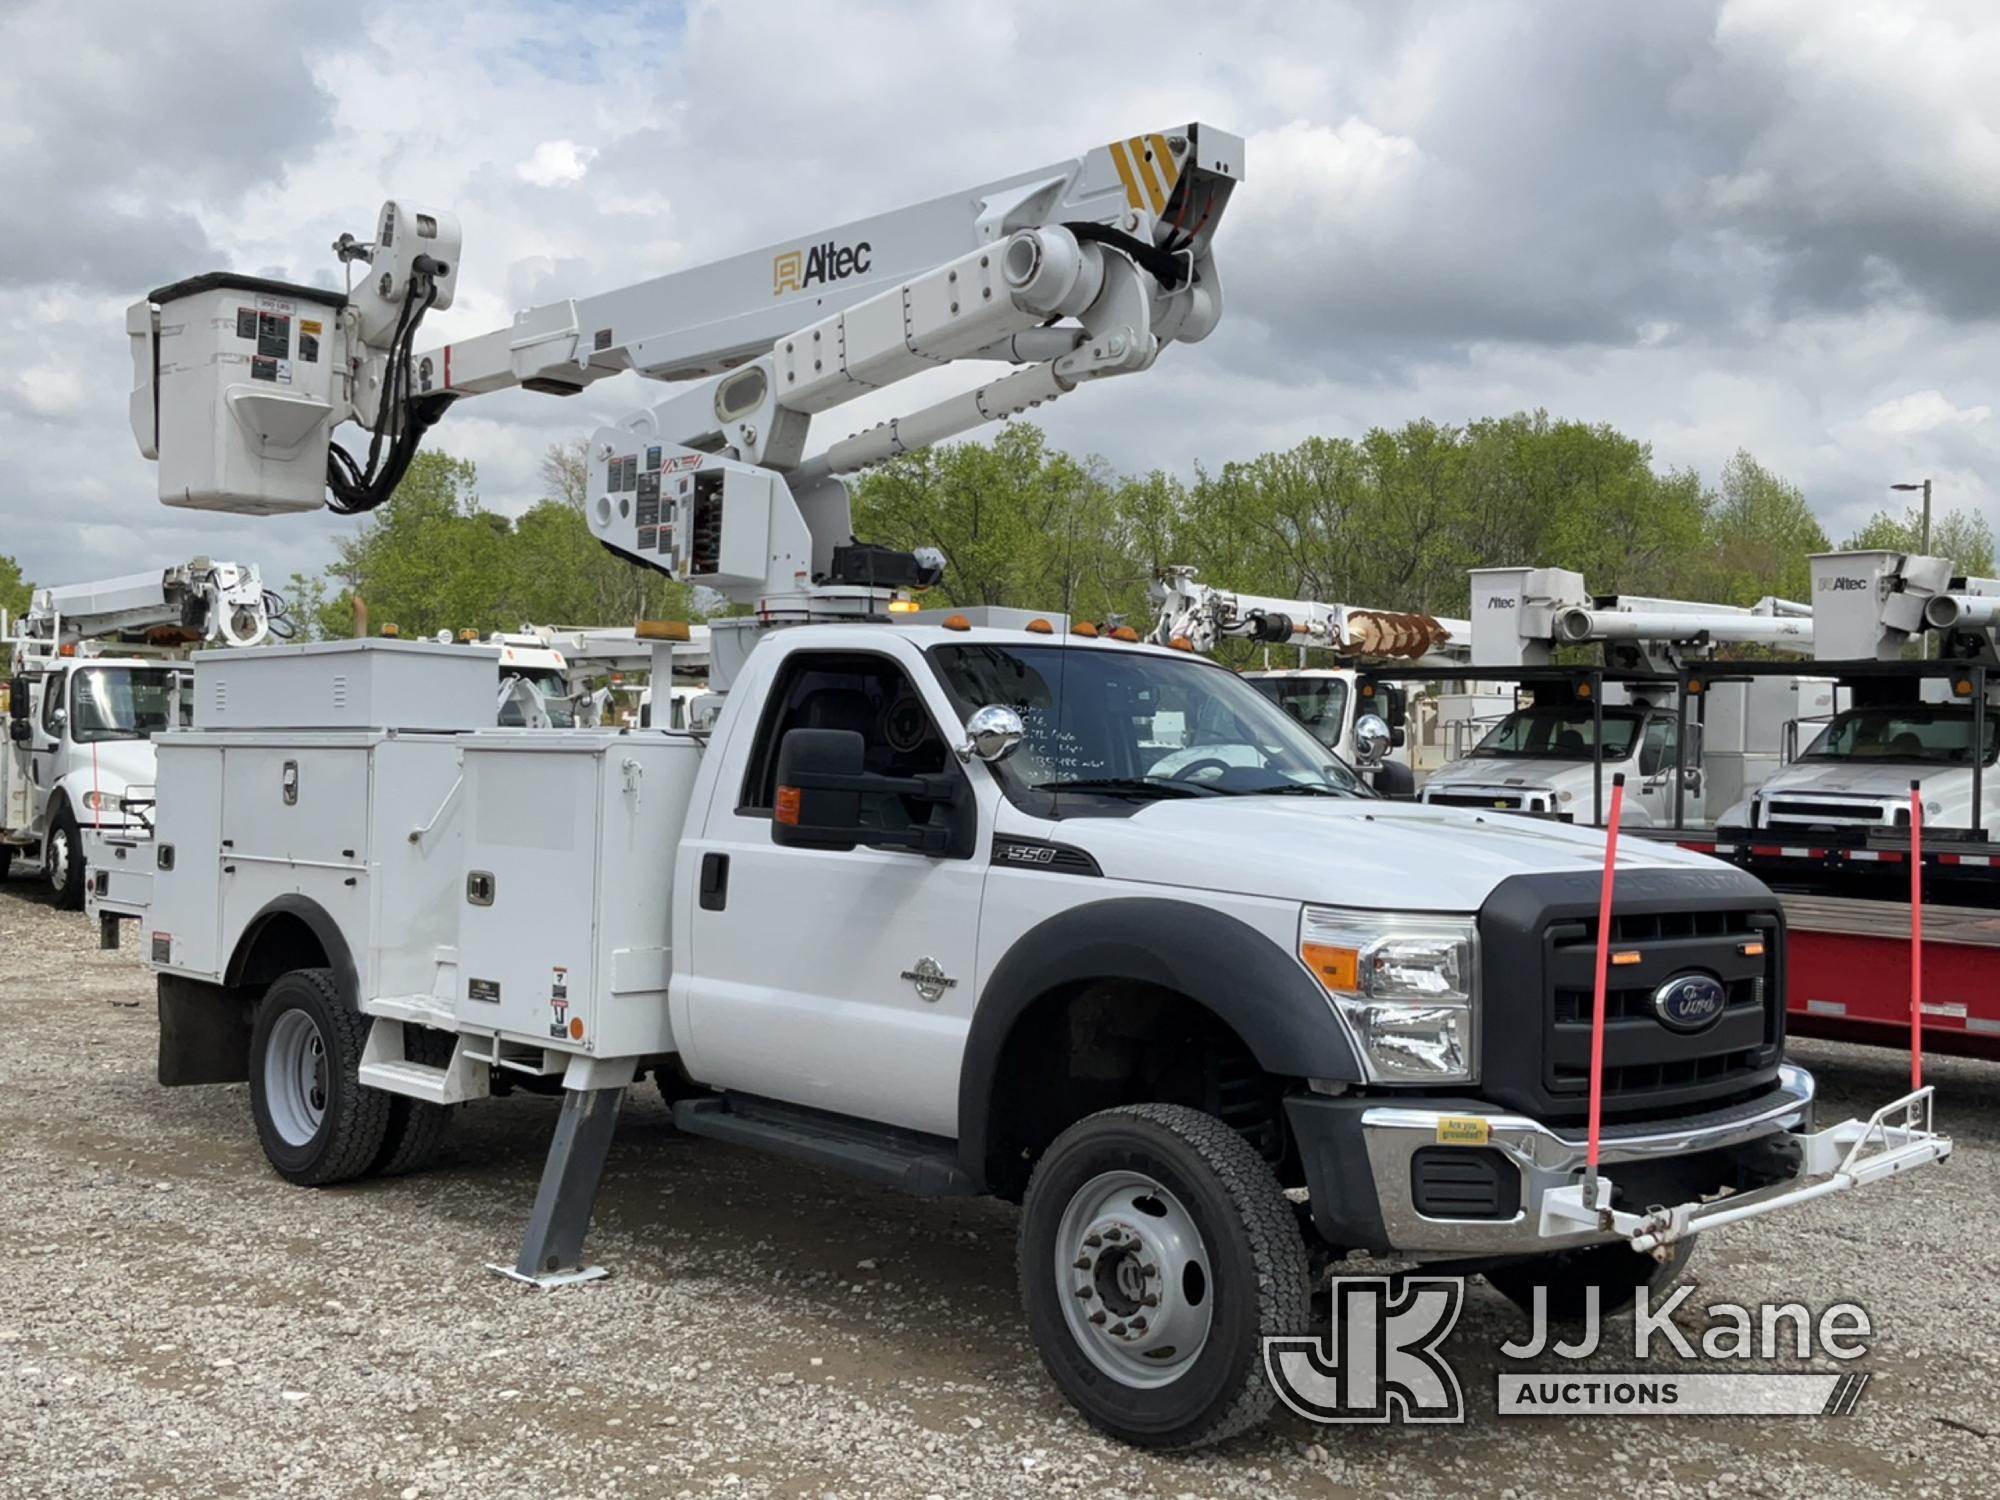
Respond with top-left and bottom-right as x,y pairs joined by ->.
3,655 -> 189,903
1722,691 -> 1999,836
1420,689 -> 1698,824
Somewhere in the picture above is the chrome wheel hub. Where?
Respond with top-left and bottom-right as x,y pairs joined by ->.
1054,1170 -> 1212,1388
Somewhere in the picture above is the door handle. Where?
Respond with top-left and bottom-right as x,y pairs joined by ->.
699,852 -> 729,911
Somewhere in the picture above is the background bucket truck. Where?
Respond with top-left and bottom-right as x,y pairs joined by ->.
2,559 -> 271,905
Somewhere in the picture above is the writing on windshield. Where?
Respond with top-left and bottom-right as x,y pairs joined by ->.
930,643 -> 1365,813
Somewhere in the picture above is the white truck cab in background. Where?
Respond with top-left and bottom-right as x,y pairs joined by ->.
4,562 -> 270,905
1421,566 -> 1821,827
1719,550 -> 2000,841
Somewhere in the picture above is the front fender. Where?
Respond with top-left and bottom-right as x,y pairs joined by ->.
955,897 -> 1361,1185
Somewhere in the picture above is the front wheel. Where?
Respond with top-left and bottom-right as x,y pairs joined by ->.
1018,1104 -> 1311,1449
248,968 -> 389,1186
45,809 -> 84,909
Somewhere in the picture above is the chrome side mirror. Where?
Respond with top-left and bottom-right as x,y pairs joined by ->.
1353,712 -> 1391,767
961,704 -> 1025,764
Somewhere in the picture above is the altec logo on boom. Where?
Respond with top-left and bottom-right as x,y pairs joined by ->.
773,240 -> 873,296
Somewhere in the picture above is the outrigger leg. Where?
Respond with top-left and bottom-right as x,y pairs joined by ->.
489,1055 -> 635,1287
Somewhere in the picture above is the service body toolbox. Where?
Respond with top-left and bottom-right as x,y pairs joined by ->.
456,732 -> 700,1058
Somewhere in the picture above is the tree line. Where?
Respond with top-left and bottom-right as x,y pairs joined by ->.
9,410 -> 1978,645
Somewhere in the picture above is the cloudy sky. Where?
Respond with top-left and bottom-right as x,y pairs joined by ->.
3,0 -> 1997,596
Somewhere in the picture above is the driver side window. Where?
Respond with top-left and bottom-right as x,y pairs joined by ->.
1639,717 -> 1677,777
739,650 -> 968,852
41,672 -> 65,737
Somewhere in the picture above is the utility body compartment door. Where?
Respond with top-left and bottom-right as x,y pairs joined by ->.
217,744 -> 370,979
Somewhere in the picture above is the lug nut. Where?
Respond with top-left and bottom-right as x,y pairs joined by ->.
1074,1257 -> 1092,1270
1088,1310 -> 1106,1325
1129,1318 -> 1148,1335
1109,1322 -> 1127,1337
1074,1285 -> 1093,1299
1084,1234 -> 1102,1248
1141,1294 -> 1159,1308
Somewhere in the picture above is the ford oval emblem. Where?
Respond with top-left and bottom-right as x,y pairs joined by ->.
1653,973 -> 1727,1033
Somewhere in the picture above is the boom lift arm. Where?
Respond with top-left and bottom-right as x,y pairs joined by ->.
8,560 -> 273,668
128,125 -> 1243,635
1147,566 -> 1469,665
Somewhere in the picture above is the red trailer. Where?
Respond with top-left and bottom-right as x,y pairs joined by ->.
1780,895 -> 2000,1061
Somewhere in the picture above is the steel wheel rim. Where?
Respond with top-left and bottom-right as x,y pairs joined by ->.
47,827 -> 70,891
1053,1169 -> 1213,1389
265,1009 -> 328,1147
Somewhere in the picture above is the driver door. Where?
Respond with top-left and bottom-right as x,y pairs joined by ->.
1636,716 -> 1703,824
679,645 -> 995,1138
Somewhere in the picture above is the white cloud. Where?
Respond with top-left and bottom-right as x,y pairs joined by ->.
516,139 -> 597,188
1861,390 -> 1994,436
3,0 -> 1998,599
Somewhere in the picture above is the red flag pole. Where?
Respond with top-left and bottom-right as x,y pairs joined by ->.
1910,779 -> 1923,1092
1586,773 -> 1627,1209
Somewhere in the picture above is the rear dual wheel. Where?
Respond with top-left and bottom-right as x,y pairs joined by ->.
249,969 -> 451,1184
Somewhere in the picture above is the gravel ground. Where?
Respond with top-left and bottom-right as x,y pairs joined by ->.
1,871 -> 1995,1500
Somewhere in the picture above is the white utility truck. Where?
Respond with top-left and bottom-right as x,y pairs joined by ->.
1146,565 -> 1473,793
1420,566 -> 1824,826
106,126 -> 1948,1450
3,560 -> 270,904
1717,550 -> 1999,845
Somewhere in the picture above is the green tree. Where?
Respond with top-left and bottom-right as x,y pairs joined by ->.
851,424 -> 1141,623
1691,450 -> 1830,604
0,552 -> 31,622
1843,504 -> 1996,575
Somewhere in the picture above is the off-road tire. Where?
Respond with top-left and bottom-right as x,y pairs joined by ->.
248,968 -> 389,1186
1019,1103 -> 1311,1450
45,807 -> 84,910
0,844 -> 13,882
1486,1236 -> 1699,1323
370,1026 -> 455,1177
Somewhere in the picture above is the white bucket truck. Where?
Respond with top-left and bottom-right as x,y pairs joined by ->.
101,126 -> 1948,1449
1716,550 -> 1999,857
1420,566 -> 1825,826
3,560 -> 270,904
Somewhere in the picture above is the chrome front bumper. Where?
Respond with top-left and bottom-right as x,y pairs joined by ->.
1347,1065 -> 1950,1257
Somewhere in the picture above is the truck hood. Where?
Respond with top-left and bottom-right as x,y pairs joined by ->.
1757,760 -> 1966,798
1423,757 -> 1615,794
1064,797 -> 1715,911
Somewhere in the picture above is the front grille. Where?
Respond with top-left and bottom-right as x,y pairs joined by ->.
1477,867 -> 1787,1124
1429,791 -> 1526,810
1766,799 -> 1884,823
1544,907 -> 1780,1109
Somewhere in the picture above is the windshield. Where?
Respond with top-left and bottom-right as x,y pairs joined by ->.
68,666 -> 183,744
1471,705 -> 1644,761
498,668 -> 576,728
1246,676 -> 1351,750
1800,705 -> 1999,767
929,643 -> 1368,810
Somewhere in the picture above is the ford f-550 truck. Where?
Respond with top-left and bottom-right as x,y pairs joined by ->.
107,126 -> 1945,1449
104,620 -> 1947,1447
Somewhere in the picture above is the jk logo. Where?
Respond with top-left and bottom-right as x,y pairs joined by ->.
1263,1277 -> 1466,1424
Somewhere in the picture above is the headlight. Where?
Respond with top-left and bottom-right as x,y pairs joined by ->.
1299,906 -> 1477,1083
81,791 -> 110,811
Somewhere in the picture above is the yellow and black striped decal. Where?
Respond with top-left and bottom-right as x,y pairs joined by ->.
1108,133 -> 1183,216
